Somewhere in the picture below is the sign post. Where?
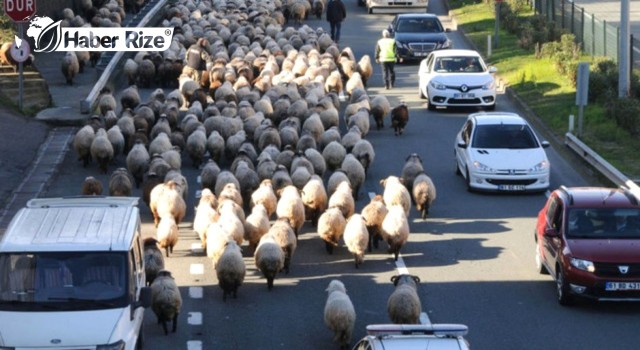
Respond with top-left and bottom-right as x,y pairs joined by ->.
3,0 -> 36,111
494,0 -> 502,48
575,62 -> 590,138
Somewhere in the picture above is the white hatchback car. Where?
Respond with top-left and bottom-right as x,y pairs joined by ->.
454,112 -> 551,192
419,49 -> 497,110
352,324 -> 470,350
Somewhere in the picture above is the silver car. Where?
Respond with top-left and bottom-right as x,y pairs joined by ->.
352,324 -> 470,350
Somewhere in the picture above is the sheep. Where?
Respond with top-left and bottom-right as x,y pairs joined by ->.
322,141 -> 347,172
74,125 -> 95,167
120,85 -> 140,111
206,221 -> 230,266
148,154 -> 171,182
324,280 -> 356,350
271,165 -> 294,195
244,203 -> 271,253
344,214 -> 369,268
413,172 -> 437,220
149,132 -> 173,158
381,176 -> 411,217
380,204 -> 410,261
215,240 -> 246,302
257,152 -> 279,181
234,159 -> 260,207
250,179 -> 278,219
291,165 -> 312,191
269,217 -> 298,274
276,185 -> 306,237
387,274 -> 422,324
361,194 -> 388,252
161,147 -> 182,171
391,103 -> 409,136
304,148 -> 327,177
214,171 -> 241,198
143,237 -> 165,286
200,159 -> 221,192
254,233 -> 285,291
370,94 -> 390,130
90,128 -> 114,174
347,109 -> 370,138
206,130 -> 225,164
98,87 -> 117,116
217,199 -> 246,243
80,176 -> 103,196
401,153 -> 424,193
317,207 -> 346,254
156,215 -> 179,258
150,270 -> 182,335
357,55 -> 373,87
328,181 -> 355,220
186,127 -> 207,168
149,180 -> 187,227
340,153 -> 366,200
351,139 -> 375,175
123,58 -> 138,86
193,188 -> 219,250
106,125 -> 125,159
301,175 -> 328,226
108,167 -> 133,196
341,125 -> 362,154
61,51 -> 80,85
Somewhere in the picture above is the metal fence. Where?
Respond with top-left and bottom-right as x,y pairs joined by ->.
532,0 -> 621,63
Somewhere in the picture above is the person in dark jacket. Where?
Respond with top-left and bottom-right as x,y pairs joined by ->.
326,0 -> 347,44
183,38 -> 211,82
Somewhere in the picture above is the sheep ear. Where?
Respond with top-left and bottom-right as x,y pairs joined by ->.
412,275 -> 421,284
390,275 -> 399,285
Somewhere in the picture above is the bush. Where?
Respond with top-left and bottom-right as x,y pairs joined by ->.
606,97 -> 640,136
540,34 -> 580,75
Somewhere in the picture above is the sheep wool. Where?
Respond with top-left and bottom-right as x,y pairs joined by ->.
343,214 -> 369,268
254,233 -> 285,291
81,176 -> 103,195
381,175 -> 411,217
328,181 -> 355,220
143,237 -> 165,286
413,172 -> 437,220
324,280 -> 356,349
276,185 -> 306,237
268,217 -> 298,274
73,125 -> 95,167
387,274 -> 422,324
215,240 -> 246,302
244,203 -> 270,253
301,175 -> 328,226
90,128 -> 114,174
361,194 -> 388,252
250,179 -> 278,219
150,270 -> 182,335
380,204 -> 410,261
149,180 -> 187,227
193,188 -> 219,249
317,207 -> 346,255
156,216 -> 179,258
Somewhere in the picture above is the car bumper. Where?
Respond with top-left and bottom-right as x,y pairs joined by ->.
565,268 -> 640,301
467,171 -> 550,192
367,0 -> 427,13
397,46 -> 447,61
428,87 -> 496,107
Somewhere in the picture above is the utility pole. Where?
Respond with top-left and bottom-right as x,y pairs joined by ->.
619,0 -> 630,97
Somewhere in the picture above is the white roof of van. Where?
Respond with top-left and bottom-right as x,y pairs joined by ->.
0,197 -> 140,253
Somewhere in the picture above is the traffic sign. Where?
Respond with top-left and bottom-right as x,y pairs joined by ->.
3,0 -> 36,22
10,38 -> 30,63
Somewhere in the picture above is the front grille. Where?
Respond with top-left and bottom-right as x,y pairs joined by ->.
486,179 -> 537,186
595,263 -> 640,278
447,98 -> 482,104
445,84 -> 483,92
495,169 -> 529,175
408,42 -> 437,52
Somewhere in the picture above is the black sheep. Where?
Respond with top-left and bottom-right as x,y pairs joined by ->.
390,103 -> 409,136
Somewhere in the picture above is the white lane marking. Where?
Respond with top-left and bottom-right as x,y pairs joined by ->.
191,243 -> 204,254
187,341 -> 203,350
189,286 -> 203,299
188,312 -> 202,325
197,175 -> 202,184
190,263 -> 204,275
420,312 -> 431,325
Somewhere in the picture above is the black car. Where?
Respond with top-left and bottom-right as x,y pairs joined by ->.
387,13 -> 452,61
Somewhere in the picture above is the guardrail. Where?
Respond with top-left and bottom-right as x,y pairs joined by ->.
565,132 -> 640,196
80,0 -> 168,114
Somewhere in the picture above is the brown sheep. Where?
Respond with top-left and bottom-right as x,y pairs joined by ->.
390,103 -> 409,136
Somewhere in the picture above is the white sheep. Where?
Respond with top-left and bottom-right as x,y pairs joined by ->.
250,179 -> 278,218
106,125 -> 125,158
380,204 -> 410,261
90,128 -> 114,174
328,181 -> 355,220
126,140 -> 149,188
215,240 -> 246,302
193,188 -> 219,250
150,270 -> 182,335
74,125 -> 95,167
413,172 -> 437,220
254,233 -> 285,291
61,51 -> 79,85
244,203 -> 270,253
219,182 -> 243,208
301,175 -> 328,226
269,217 -> 298,275
149,180 -> 187,227
387,274 -> 422,324
351,139 -> 375,175
206,221 -> 229,266
217,199 -> 245,245
143,237 -> 165,286
370,94 -> 391,130
344,214 -> 369,268
276,185 -> 306,237
156,215 -> 179,258
108,167 -> 133,196
317,207 -> 346,255
324,279 -> 356,350
401,153 -> 425,193
381,176 -> 411,217
361,194 -> 388,252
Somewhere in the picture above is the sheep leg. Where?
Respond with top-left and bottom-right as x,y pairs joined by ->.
172,313 -> 178,333
161,319 -> 169,335
325,241 -> 334,255
267,276 -> 274,291
165,247 -> 170,258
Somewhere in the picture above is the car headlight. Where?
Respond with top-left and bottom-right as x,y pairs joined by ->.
429,80 -> 446,90
441,39 -> 452,49
570,258 -> 595,272
396,41 -> 409,50
472,161 -> 494,172
97,340 -> 126,350
482,80 -> 495,90
528,160 -> 549,172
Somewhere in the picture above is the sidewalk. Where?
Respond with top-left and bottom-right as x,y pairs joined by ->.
572,0 -> 640,38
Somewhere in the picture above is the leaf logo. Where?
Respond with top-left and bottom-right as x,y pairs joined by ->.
28,18 -> 62,53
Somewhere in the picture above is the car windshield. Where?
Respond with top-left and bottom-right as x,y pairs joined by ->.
434,56 -> 484,73
471,123 -> 539,149
0,252 -> 129,311
396,18 -> 442,33
567,208 -> 640,239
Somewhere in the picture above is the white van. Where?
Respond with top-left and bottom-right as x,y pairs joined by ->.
0,196 -> 152,350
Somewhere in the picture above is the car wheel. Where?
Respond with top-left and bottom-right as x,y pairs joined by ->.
427,101 -> 436,111
368,7 -> 373,14
486,103 -> 496,111
465,169 -> 473,192
454,151 -> 461,175
556,265 -> 574,306
136,324 -> 144,350
419,88 -> 426,99
535,241 -> 548,274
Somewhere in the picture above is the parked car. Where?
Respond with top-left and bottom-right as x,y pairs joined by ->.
386,13 -> 451,61
535,186 -> 640,305
365,0 -> 428,14
418,49 -> 497,110
352,324 -> 470,350
454,112 -> 550,192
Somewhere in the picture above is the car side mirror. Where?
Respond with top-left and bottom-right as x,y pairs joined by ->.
541,140 -> 550,148
130,286 -> 152,320
457,141 -> 468,149
445,28 -> 452,32
488,66 -> 498,73
544,227 -> 559,236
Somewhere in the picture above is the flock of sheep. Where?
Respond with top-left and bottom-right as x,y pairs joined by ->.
66,0 -> 436,347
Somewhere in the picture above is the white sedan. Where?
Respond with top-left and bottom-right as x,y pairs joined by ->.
419,49 -> 497,110
454,112 -> 551,192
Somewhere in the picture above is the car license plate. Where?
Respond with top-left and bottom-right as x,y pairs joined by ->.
605,282 -> 640,291
498,184 -> 526,191
454,93 -> 475,98
414,52 -> 428,57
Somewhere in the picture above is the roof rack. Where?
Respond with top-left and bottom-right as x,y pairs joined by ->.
619,186 -> 640,206
559,185 -> 573,205
366,324 -> 468,337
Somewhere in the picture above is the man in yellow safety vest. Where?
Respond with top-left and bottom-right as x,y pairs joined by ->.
375,30 -> 401,90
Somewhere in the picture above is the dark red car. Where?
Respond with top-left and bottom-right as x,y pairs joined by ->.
535,186 -> 640,305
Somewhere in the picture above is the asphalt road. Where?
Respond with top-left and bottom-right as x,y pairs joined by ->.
34,1 -> 640,350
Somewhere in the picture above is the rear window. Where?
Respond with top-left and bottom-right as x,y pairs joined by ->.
471,124 -> 539,149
